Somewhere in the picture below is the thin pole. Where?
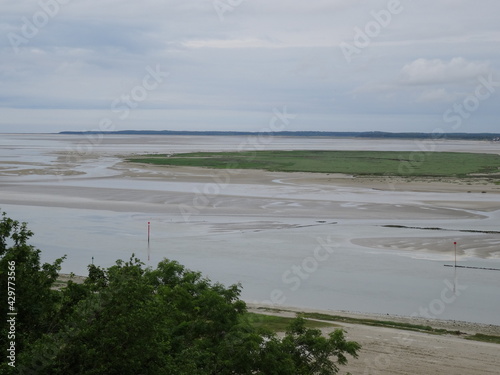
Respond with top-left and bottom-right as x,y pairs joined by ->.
454,242 -> 457,268
453,241 -> 457,293
147,222 -> 151,261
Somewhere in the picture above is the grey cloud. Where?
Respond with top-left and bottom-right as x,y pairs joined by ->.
1,0 -> 499,133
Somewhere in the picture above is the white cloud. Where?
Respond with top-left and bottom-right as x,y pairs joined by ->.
399,57 -> 491,85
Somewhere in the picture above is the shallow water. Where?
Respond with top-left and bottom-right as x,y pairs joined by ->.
1,134 -> 500,324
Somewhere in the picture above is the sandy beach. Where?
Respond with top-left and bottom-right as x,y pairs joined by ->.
247,304 -> 500,375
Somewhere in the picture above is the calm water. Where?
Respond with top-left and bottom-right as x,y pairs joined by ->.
1,134 -> 500,324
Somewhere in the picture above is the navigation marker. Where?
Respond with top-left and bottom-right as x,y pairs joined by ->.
148,221 -> 151,261
453,241 -> 457,294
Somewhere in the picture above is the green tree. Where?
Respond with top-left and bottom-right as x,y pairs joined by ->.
255,318 -> 360,374
0,211 -> 360,374
0,212 -> 65,374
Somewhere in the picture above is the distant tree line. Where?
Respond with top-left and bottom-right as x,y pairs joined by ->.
59,130 -> 500,141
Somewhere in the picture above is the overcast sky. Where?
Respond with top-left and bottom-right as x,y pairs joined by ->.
1,0 -> 499,133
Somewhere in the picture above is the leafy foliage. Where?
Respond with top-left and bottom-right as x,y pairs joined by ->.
0,212 -> 65,363
0,211 -> 360,374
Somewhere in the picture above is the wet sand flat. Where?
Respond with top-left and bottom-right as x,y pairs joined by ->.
2,134 -> 500,374
1,134 -> 500,324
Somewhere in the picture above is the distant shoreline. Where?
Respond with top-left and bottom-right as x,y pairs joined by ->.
56,130 -> 500,141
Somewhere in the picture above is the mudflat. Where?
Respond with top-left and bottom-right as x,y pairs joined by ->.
1,135 -> 500,374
